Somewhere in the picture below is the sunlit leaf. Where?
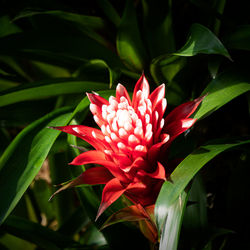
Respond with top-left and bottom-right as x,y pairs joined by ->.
0,79 -> 107,107
159,190 -> 188,250
173,23 -> 231,60
193,70 -> 250,120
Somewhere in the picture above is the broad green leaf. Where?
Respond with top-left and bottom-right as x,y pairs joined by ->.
183,175 -> 208,232
0,91 -> 92,224
117,0 -> 148,72
159,190 -> 188,250
227,25 -> 250,51
0,107 -> 73,224
142,0 -> 175,58
2,215 -> 80,249
193,70 -> 250,120
182,175 -> 208,248
31,179 -> 55,222
0,79 -> 107,107
173,23 -> 231,60
155,139 -> 250,232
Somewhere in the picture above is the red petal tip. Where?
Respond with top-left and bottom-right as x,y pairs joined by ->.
95,202 -> 107,221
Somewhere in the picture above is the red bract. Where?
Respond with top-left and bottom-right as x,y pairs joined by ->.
50,74 -> 204,221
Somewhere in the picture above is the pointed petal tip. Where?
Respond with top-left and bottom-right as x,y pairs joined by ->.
195,93 -> 208,103
95,202 -> 107,221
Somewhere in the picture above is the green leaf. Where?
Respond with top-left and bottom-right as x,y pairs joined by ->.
117,0 -> 148,72
73,59 -> 119,88
31,179 -> 55,222
193,70 -> 250,120
159,190 -> 188,250
150,55 -> 187,83
0,79 -> 107,107
155,139 -> 250,232
173,23 -> 231,60
0,107 -> 73,224
2,215 -> 80,249
181,175 -> 208,248
30,60 -> 70,78
0,91 -> 93,225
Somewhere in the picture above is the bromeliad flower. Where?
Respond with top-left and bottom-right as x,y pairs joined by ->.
50,74 -> 204,223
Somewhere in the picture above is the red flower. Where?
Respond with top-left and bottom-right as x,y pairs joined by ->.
50,74 -> 204,221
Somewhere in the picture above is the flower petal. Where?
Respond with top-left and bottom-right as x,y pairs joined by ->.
69,150 -> 107,165
149,84 -> 166,111
87,92 -> 109,107
96,178 -> 126,220
100,204 -> 148,230
70,150 -> 129,183
49,167 -> 112,201
164,118 -> 196,140
148,134 -> 170,162
139,162 -> 166,181
116,83 -> 132,105
132,73 -> 150,106
48,125 -> 107,151
164,95 -> 205,125
79,166 -> 114,185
